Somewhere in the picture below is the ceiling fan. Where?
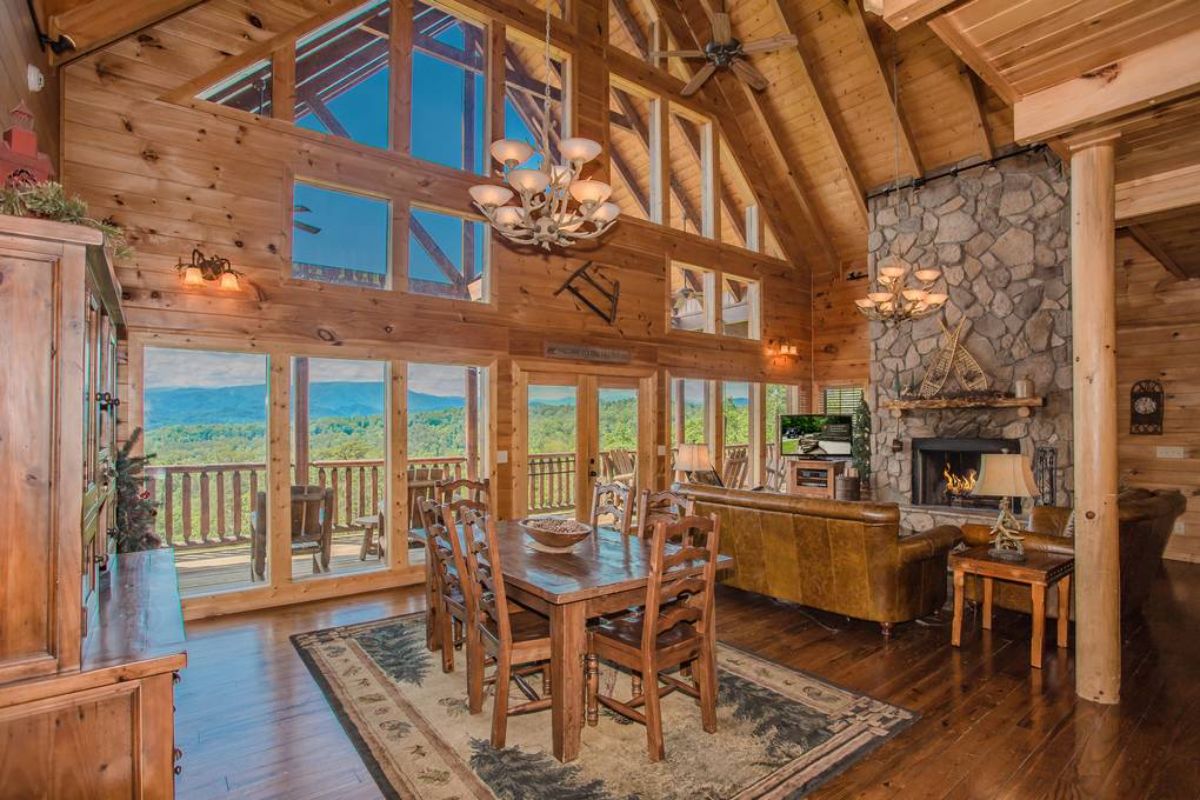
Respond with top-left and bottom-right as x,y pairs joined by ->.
651,4 -> 797,97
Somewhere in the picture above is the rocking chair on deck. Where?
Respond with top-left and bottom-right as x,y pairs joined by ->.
250,485 -> 335,580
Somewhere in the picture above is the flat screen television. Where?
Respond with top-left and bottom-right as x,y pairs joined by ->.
779,414 -> 853,457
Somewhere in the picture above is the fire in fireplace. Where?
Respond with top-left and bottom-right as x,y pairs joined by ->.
912,437 -> 1022,511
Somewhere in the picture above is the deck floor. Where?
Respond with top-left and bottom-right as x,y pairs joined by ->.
174,561 -> 1200,799
174,531 -> 424,596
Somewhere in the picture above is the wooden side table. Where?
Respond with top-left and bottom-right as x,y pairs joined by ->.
355,513 -> 385,561
950,545 -> 1074,669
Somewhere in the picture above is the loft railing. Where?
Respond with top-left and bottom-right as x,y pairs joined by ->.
145,447 -> 754,548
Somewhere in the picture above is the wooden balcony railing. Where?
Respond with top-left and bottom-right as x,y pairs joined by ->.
145,447 -> 756,548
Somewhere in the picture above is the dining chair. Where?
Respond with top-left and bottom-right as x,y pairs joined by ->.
438,477 -> 491,506
585,513 -> 722,762
591,481 -> 632,535
416,496 -> 469,673
634,489 -> 694,538
459,508 -> 554,746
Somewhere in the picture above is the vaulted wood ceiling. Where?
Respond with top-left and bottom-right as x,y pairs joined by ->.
36,0 -> 1021,280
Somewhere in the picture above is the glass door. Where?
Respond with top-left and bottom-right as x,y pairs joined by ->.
524,376 -> 582,519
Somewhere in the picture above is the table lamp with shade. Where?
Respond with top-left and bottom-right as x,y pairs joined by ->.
970,453 -> 1040,561
674,443 -> 723,487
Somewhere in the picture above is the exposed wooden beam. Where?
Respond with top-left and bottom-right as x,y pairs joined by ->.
47,0 -> 205,65
764,0 -> 870,226
1015,28 -> 1200,143
961,67 -> 994,161
1115,163 -> 1200,222
410,216 -> 468,292
611,0 -> 650,59
297,91 -> 351,138
651,0 -> 838,274
872,0 -> 963,31
847,0 -> 922,181
1123,225 -> 1189,281
926,15 -> 1017,106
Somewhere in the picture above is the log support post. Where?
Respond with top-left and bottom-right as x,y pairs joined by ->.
1069,134 -> 1121,705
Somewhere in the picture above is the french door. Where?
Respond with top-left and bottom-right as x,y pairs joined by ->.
517,368 -> 655,521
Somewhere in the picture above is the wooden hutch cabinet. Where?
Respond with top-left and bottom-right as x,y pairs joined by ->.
0,215 -> 186,797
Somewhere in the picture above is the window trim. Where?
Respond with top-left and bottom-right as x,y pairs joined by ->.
668,260 -> 762,341
668,261 -> 717,335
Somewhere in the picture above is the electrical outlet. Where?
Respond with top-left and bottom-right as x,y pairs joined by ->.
1156,446 -> 1187,459
496,450 -> 508,464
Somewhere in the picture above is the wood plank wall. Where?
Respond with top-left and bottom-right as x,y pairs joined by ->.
1116,234 -> 1200,562
58,14 -> 813,520
0,0 -> 58,166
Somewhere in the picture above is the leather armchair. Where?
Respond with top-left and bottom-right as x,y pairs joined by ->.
680,485 -> 962,634
961,488 -> 1186,619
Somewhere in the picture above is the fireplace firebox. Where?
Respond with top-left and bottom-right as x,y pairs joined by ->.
911,437 -> 1022,511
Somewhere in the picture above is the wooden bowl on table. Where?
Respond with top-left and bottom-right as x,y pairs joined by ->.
519,518 -> 593,550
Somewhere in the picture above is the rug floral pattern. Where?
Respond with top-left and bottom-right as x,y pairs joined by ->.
292,614 -> 914,799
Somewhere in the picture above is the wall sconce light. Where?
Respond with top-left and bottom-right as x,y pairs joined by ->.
176,248 -> 242,291
768,340 -> 800,359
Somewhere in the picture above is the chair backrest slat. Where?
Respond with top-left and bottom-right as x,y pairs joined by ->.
460,508 -> 511,646
417,496 -> 467,602
438,478 -> 490,506
635,489 -> 694,538
642,514 -> 720,652
591,481 -> 632,535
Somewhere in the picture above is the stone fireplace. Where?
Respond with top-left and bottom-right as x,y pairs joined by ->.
911,437 -> 1021,512
865,148 -> 1073,530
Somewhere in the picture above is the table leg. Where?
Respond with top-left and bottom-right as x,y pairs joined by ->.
951,569 -> 965,647
1057,576 -> 1071,648
982,577 -> 994,631
1031,583 -> 1046,669
550,601 -> 587,762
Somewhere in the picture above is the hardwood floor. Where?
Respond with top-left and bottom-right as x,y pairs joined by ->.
175,561 -> 1200,799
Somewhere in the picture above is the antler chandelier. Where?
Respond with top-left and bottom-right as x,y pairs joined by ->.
855,260 -> 947,322
468,4 -> 619,250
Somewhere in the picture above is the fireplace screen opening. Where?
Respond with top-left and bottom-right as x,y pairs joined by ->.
912,437 -> 1022,512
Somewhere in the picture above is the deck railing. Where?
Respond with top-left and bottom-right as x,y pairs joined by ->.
146,447 -> 754,548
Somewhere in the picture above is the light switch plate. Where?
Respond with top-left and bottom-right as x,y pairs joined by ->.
1156,446 -> 1187,459
496,450 -> 508,464
1174,521 -> 1186,535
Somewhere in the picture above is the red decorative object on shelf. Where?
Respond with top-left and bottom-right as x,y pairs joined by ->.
1,102 -> 54,185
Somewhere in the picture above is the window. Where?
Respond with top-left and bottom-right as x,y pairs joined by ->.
411,2 -> 487,173
292,181 -> 391,289
143,348 -> 269,597
763,220 -> 786,261
669,377 -> 710,447
722,381 -> 751,488
608,0 -> 655,60
608,79 -> 657,222
719,138 -> 758,250
505,31 -> 567,167
721,276 -> 761,339
667,106 -> 711,237
823,386 -> 864,415
670,263 -> 713,333
408,363 -> 488,483
291,357 -> 389,580
197,59 -> 273,116
294,0 -> 391,149
408,206 -> 489,301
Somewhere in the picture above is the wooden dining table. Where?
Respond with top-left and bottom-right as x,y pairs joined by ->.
411,519 -> 733,762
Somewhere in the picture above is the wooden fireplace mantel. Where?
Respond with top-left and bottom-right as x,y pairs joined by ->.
881,396 -> 1046,418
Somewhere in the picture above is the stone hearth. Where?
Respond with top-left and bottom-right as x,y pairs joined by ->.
866,148 -> 1073,529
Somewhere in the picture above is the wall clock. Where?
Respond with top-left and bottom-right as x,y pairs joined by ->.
1130,380 -> 1164,435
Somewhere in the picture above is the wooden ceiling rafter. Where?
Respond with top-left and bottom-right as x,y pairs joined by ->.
1122,224 -> 1189,282
44,0 -> 208,65
843,0 -> 922,184
761,0 -> 869,227
649,0 -> 838,275
960,67 -> 994,160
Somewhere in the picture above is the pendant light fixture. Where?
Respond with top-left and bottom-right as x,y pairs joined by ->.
468,3 -> 619,250
855,34 -> 945,324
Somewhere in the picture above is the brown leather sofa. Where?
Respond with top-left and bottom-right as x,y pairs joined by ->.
961,488 -> 1187,619
681,485 -> 961,634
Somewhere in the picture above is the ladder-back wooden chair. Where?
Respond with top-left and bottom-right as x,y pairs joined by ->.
459,509 -> 553,746
591,481 -> 632,535
416,496 -> 469,673
585,514 -> 722,762
634,489 -> 694,538
438,477 -> 490,506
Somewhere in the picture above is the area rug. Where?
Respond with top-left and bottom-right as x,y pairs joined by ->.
291,614 -> 914,799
